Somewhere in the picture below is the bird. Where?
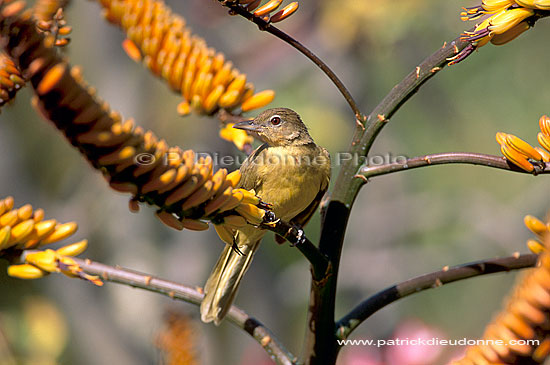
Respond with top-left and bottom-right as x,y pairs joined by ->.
200,107 -> 331,325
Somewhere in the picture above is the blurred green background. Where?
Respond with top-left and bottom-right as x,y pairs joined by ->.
0,0 -> 549,364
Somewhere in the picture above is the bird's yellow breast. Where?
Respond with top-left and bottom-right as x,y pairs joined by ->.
239,144 -> 330,221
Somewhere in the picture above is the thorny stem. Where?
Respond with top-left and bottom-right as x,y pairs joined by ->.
68,257 -> 297,365
336,254 -> 538,341
218,1 -> 363,120
359,152 -> 550,179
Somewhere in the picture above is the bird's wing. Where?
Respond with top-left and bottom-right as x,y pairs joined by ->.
275,147 -> 330,243
237,143 -> 268,191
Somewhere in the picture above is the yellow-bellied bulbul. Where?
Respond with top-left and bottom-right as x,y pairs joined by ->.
200,108 -> 331,325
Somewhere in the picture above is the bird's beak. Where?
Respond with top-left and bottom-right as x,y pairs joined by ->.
233,119 -> 261,132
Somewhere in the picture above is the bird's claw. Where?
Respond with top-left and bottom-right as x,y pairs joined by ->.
288,225 -> 305,247
231,239 -> 244,256
259,201 -> 273,210
263,211 -> 278,225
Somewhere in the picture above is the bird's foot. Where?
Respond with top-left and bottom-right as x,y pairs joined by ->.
263,211 -> 279,227
287,224 -> 305,247
258,200 -> 273,211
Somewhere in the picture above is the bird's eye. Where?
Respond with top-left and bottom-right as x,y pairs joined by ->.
270,116 -> 281,125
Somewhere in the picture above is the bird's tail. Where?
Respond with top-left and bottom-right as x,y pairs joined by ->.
200,234 -> 260,325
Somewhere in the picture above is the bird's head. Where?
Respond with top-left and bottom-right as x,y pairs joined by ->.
233,108 -> 314,147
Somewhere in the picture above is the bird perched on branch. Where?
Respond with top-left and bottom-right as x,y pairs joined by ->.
200,107 -> 331,325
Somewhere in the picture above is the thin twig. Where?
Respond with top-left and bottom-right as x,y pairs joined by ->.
218,1 -> 363,120
335,253 -> 538,341
69,257 -> 297,365
358,152 -> 550,180
261,219 -> 329,280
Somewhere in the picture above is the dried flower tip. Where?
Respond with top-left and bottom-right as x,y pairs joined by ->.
270,2 -> 298,23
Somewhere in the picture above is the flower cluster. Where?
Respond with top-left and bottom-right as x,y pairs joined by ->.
452,214 -> 550,364
0,196 -> 101,285
0,51 -> 24,108
155,310 -> 199,365
0,3 -> 269,242
97,0 -> 275,119
496,115 -> 550,172
32,0 -> 69,22
525,214 -> 549,254
224,0 -> 300,23
452,0 -> 550,64
35,6 -> 72,48
219,122 -> 254,152
0,0 -> 71,110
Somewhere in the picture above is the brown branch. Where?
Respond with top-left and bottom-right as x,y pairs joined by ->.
69,257 -> 297,365
335,253 -> 538,341
358,152 -> 550,180
218,1 -> 363,120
